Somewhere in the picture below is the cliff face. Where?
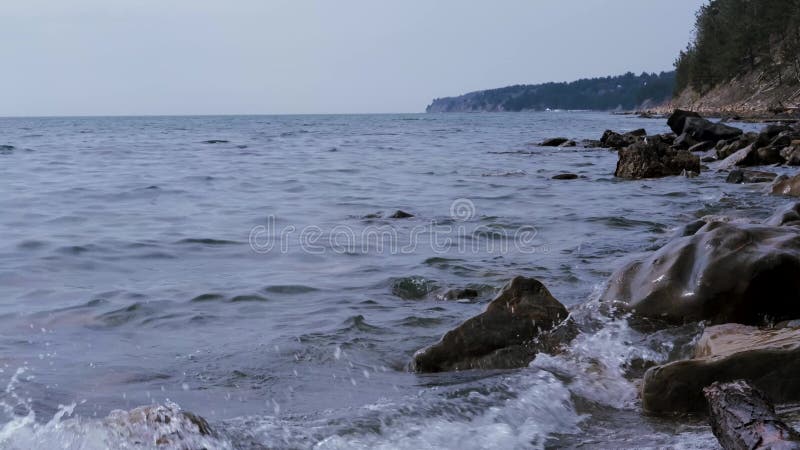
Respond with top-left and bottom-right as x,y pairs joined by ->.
426,72 -> 675,113
669,64 -> 800,116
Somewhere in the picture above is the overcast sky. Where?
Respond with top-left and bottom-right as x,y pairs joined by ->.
0,0 -> 706,116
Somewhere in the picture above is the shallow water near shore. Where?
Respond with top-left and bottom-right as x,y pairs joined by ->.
0,112 -> 795,448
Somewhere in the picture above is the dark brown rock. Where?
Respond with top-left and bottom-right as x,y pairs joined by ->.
642,324 -> 800,414
600,129 -> 646,149
600,220 -> 800,325
614,138 -> 700,179
705,380 -> 800,450
682,117 -> 743,143
771,174 -> 800,197
688,141 -> 716,152
765,202 -> 800,227
540,137 -> 569,147
552,173 -> 578,180
389,210 -> 414,219
667,109 -> 702,135
411,276 -> 571,372
439,288 -> 480,301
725,169 -> 777,184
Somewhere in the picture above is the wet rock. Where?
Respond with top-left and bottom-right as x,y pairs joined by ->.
362,212 -> 383,219
705,380 -> 800,450
725,169 -> 777,184
771,173 -> 800,197
614,138 -> 700,179
600,129 -> 645,149
765,202 -> 800,227
389,210 -> 414,219
540,137 -> 569,147
667,109 -> 702,134
559,140 -> 577,147
439,288 -> 480,301
687,141 -> 715,152
682,117 -> 743,143
716,133 -> 757,160
780,142 -> 800,165
552,173 -> 578,180
581,139 -> 603,148
105,403 -> 215,447
718,144 -> 759,169
701,156 -> 717,163
641,324 -> 800,414
391,276 -> 438,300
600,220 -> 800,325
411,276 -> 571,372
202,139 -> 229,144
673,132 -> 699,150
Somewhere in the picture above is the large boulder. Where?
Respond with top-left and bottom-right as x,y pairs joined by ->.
614,138 -> 700,179
771,173 -> 800,197
600,220 -> 800,325
411,276 -> 571,372
641,324 -> 800,414
682,117 -> 743,143
667,109 -> 702,135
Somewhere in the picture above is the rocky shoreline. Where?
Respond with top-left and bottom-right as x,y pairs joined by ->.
407,110 -> 800,448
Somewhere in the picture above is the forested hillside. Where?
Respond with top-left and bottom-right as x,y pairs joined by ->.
426,72 -> 675,113
672,0 -> 800,112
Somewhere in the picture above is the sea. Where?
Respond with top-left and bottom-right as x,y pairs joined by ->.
0,112 -> 794,449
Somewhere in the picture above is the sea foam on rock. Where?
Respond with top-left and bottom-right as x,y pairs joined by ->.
411,276 -> 572,372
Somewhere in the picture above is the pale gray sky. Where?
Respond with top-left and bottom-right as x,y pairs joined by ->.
0,0 -> 706,116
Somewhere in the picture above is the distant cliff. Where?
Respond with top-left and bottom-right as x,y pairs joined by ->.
426,72 -> 675,113
671,0 -> 800,115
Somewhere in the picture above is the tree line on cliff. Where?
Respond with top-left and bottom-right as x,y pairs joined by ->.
674,0 -> 800,95
426,72 -> 676,112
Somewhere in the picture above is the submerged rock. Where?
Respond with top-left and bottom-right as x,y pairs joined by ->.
540,137 -> 569,147
105,403 -> 215,447
642,324 -> 800,414
411,276 -> 571,372
600,218 -> 800,325
725,169 -> 777,184
438,288 -> 480,301
614,138 -> 700,179
552,173 -> 578,180
391,276 -> 438,300
202,139 -> 229,144
389,210 -> 414,219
